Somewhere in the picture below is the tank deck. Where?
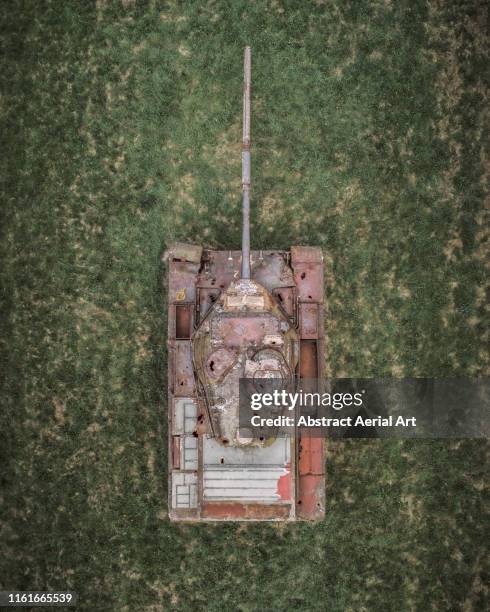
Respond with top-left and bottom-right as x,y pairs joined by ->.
166,245 -> 325,521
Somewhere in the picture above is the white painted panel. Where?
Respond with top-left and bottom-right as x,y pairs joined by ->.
203,435 -> 290,466
204,468 -> 287,480
203,466 -> 288,501
204,488 -> 280,500
173,398 -> 197,435
172,471 -> 198,508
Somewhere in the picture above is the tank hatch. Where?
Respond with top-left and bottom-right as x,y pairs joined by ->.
192,279 -> 299,447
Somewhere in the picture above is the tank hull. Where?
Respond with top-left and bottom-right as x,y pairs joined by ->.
166,244 -> 325,521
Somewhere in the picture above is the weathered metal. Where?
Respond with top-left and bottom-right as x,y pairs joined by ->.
165,49 -> 325,521
241,46 -> 251,279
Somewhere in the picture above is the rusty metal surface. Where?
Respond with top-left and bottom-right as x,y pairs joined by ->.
192,278 -> 298,446
173,342 -> 195,397
300,303 -> 319,339
201,502 -> 291,521
292,246 -> 326,520
163,242 -> 203,264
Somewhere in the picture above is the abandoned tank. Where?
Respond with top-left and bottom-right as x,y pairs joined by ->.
165,48 -> 325,521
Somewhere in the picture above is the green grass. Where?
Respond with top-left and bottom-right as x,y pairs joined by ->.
1,1 -> 488,610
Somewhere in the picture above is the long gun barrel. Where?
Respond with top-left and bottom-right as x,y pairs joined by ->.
241,47 -> 251,279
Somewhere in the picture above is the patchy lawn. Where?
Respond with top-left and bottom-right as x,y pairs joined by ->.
1,1 -> 488,610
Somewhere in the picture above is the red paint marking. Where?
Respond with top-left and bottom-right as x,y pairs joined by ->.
172,436 -> 181,469
299,433 -> 324,475
277,463 -> 292,501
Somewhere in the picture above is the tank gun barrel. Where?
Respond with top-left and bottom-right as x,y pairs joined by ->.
241,46 -> 251,279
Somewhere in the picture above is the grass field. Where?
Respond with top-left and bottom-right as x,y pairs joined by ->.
1,1 -> 488,610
